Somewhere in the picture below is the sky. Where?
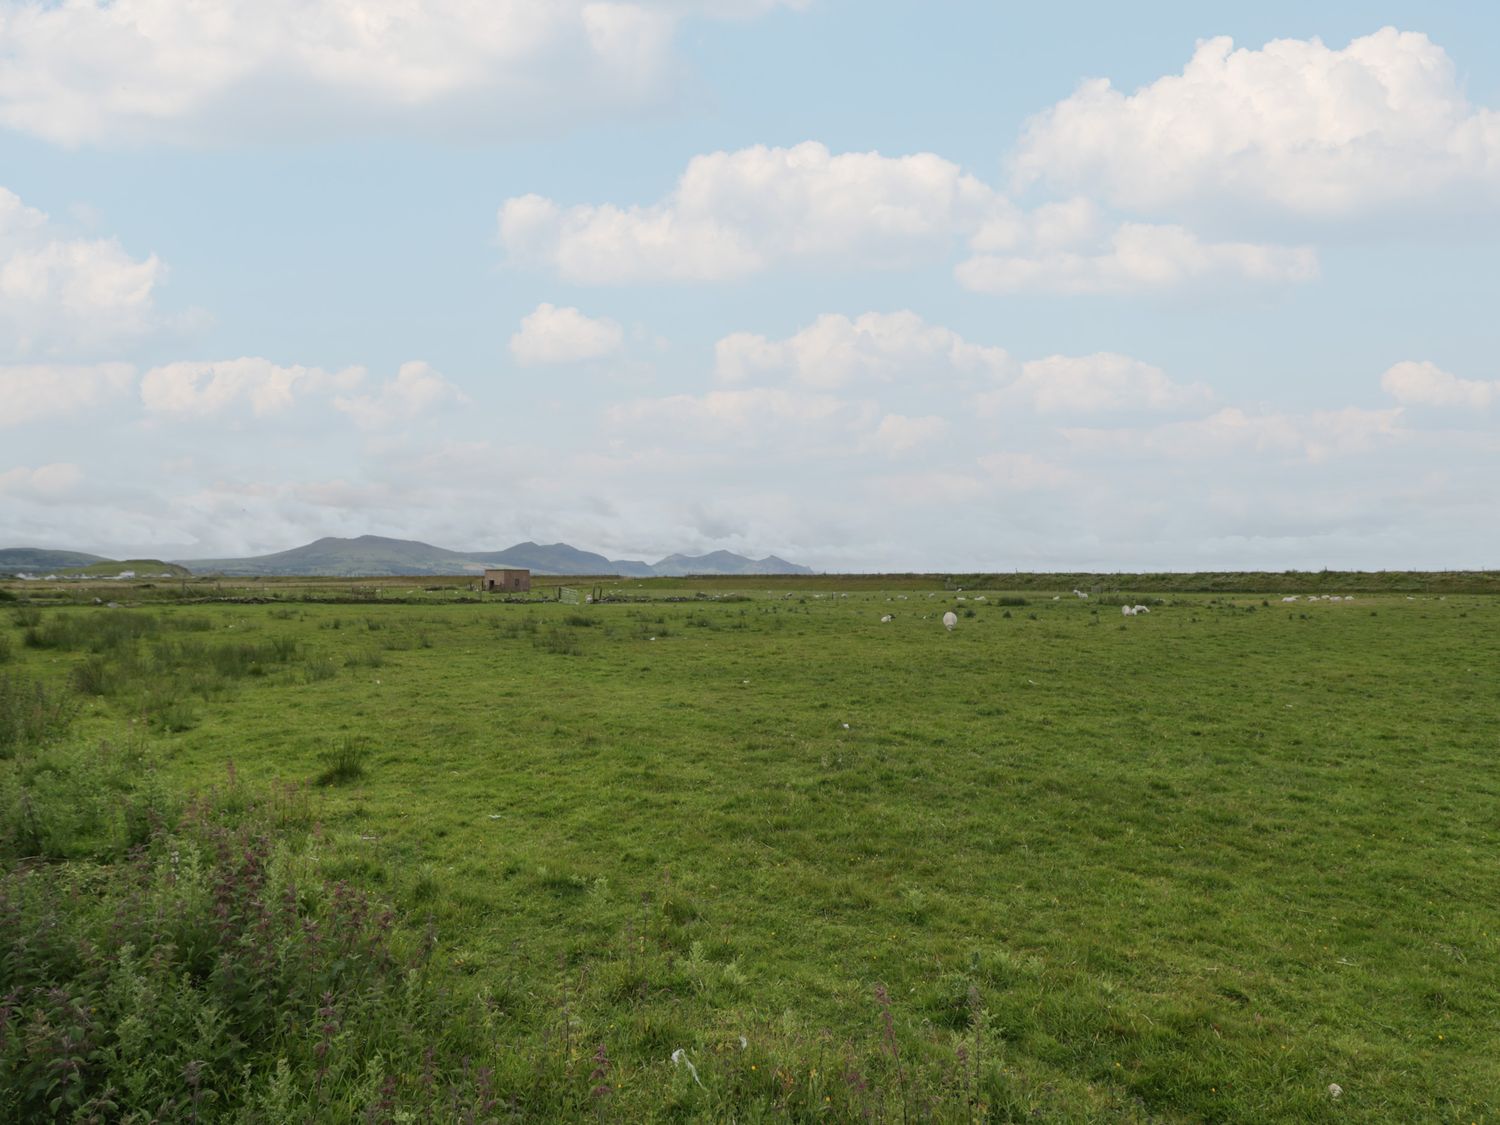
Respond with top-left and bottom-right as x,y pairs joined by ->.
2,0 -> 1498,572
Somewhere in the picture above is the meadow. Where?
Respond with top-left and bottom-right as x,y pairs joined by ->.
1,576 -> 1497,1121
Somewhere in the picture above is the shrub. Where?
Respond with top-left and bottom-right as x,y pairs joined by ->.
301,658 -> 339,683
534,627 -> 582,655
0,779 -> 504,1122
71,654 -> 119,696
0,674 -> 78,756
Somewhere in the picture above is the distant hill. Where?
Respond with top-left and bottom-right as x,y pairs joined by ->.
486,541 -> 655,578
0,548 -> 109,574
180,535 -> 491,577
178,535 -> 692,578
652,550 -> 814,577
60,559 -> 192,580
4,536 -> 813,579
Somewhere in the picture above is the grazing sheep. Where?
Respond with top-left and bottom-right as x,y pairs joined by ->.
1073,589 -> 1089,598
1133,605 -> 1150,614
880,614 -> 893,623
1282,596 -> 1299,603
942,611 -> 958,631
1122,605 -> 1135,617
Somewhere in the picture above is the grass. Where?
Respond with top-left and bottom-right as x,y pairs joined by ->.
0,582 -> 1497,1119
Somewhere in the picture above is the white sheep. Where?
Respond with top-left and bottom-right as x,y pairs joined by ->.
1133,605 -> 1150,614
1122,605 -> 1135,616
942,611 -> 958,631
880,614 -> 893,623
1282,596 -> 1299,603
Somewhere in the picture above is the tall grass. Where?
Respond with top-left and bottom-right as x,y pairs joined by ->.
0,674 -> 78,757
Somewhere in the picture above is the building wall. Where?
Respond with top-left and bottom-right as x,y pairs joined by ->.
482,569 -> 531,592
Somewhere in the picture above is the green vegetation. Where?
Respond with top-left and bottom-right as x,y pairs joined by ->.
0,582 -> 1497,1120
55,558 -> 192,579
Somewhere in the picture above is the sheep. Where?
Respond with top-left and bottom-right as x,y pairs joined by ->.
1072,589 -> 1088,598
1282,596 -> 1299,603
942,611 -> 958,631
1122,605 -> 1135,616
1133,605 -> 1150,614
880,614 -> 893,623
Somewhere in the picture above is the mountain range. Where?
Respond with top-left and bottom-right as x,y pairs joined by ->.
172,535 -> 813,578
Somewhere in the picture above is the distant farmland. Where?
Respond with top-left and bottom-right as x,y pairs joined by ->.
1,575 -> 1496,1120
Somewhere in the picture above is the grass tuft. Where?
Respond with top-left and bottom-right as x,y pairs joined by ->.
316,738 -> 370,786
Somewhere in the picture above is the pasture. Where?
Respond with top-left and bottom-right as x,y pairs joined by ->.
2,580 -> 1497,1120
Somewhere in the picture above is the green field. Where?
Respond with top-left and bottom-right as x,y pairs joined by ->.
2,580 -> 1497,1121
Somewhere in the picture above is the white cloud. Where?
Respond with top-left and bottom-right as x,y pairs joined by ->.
0,187 -> 162,354
1013,28 -> 1500,217
608,386 -> 855,446
509,302 -> 624,365
715,310 -> 1011,388
139,357 -> 364,417
716,312 -> 1206,418
502,143 -> 1318,292
958,221 -> 1317,295
977,451 -> 1074,490
1064,406 -> 1405,463
0,0 -> 804,146
500,142 -> 996,282
864,413 -> 946,455
0,461 -> 83,498
980,352 -> 1212,414
0,362 -> 135,426
1382,360 -> 1498,408
333,361 -> 467,429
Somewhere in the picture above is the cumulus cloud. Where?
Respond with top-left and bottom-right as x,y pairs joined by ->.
0,461 -> 83,498
500,142 -> 996,282
979,352 -> 1212,413
1013,27 -> 1500,217
139,357 -> 363,417
1064,406 -> 1405,463
864,413 -> 946,455
333,361 -> 467,429
714,311 -> 1205,418
1382,360 -> 1498,408
609,386 -> 852,443
715,310 -> 1011,388
0,362 -> 135,426
958,221 -> 1317,295
0,0 -> 805,146
977,451 -> 1074,490
509,302 -> 624,365
501,142 -> 1317,292
0,187 -> 162,354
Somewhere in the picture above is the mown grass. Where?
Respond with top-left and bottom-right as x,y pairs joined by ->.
1,586 -> 1497,1119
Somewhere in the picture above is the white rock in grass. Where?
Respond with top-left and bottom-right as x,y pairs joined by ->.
1328,1083 -> 1342,1099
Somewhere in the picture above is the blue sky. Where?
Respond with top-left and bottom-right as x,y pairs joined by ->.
2,1 -> 1497,570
